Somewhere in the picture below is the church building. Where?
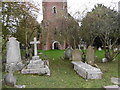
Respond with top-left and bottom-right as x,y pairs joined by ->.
40,0 -> 78,50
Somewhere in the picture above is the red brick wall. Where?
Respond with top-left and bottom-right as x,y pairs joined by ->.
42,1 -> 68,50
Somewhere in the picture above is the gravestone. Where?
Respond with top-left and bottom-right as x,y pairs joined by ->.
4,66 -> 16,87
78,45 -> 81,50
83,46 -> 86,50
114,48 -> 118,52
72,49 -> 82,61
64,47 -> 73,60
104,77 -> 120,90
4,64 -> 25,88
6,37 -> 21,64
104,85 -> 119,90
98,47 -> 102,51
21,37 -> 50,76
111,77 -> 120,85
86,46 -> 95,65
102,58 -> 108,63
72,61 -> 102,79
6,37 -> 24,72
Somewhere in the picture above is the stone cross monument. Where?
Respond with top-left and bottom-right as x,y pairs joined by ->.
21,37 -> 50,76
30,37 -> 40,60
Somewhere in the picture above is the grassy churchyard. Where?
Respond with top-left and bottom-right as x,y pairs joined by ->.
1,0 -> 120,89
2,50 -> 119,88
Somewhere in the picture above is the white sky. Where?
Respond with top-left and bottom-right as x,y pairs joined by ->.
33,0 -> 120,23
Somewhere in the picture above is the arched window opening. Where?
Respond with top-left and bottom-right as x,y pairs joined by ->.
53,6 -> 57,14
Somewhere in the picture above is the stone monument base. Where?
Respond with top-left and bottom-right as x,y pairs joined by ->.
72,61 -> 102,79
32,56 -> 40,60
5,62 -> 24,72
21,56 -> 50,76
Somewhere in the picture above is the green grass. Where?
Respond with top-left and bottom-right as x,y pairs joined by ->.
2,50 -> 119,88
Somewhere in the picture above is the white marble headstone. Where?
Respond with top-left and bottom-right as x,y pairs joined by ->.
98,47 -> 102,51
6,37 -> 21,64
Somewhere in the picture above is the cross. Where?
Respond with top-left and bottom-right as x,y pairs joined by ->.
30,37 -> 40,56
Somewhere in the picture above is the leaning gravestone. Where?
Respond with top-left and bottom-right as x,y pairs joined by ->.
21,37 -> 50,76
72,49 -> 82,61
86,46 -> 95,65
6,37 -> 24,72
64,47 -> 73,60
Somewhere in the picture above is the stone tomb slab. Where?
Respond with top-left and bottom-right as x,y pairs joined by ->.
72,61 -> 102,79
21,59 -> 50,76
104,85 -> 119,90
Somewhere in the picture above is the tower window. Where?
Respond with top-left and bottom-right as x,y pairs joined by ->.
53,6 -> 57,14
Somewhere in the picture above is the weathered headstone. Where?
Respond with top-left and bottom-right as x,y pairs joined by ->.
21,37 -> 50,76
6,37 -> 24,71
6,37 -> 21,64
86,46 -> 95,65
4,66 -> 16,87
83,46 -> 86,50
78,45 -> 81,50
98,47 -> 102,51
64,47 -> 73,60
4,64 -> 25,88
102,58 -> 108,63
111,77 -> 120,85
114,48 -> 118,52
72,61 -> 102,79
72,49 -> 82,61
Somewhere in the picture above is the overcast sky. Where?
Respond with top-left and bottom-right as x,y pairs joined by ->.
33,0 -> 120,23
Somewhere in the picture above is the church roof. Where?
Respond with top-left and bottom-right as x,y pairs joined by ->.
42,0 -> 67,2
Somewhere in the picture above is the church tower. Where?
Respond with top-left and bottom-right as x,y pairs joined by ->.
42,0 -> 68,50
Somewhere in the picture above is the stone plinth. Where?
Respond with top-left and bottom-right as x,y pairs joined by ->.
32,56 -> 40,60
72,61 -> 102,79
21,57 -> 50,76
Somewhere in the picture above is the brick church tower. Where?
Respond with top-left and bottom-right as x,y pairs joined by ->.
42,0 -> 68,50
